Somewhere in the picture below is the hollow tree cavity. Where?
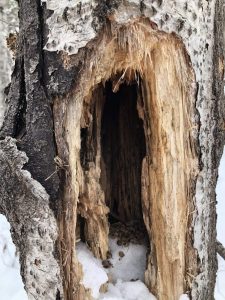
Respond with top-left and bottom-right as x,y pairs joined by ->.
53,19 -> 199,300
2,1 -> 223,299
101,81 -> 146,225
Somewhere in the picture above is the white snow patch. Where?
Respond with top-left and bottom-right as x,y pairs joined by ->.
77,242 -> 108,299
99,280 -> 156,300
179,294 -> 190,300
0,214 -> 28,300
215,146 -> 225,300
107,238 -> 147,282
77,238 -> 156,300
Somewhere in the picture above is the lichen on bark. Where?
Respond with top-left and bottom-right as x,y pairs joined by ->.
0,137 -> 62,299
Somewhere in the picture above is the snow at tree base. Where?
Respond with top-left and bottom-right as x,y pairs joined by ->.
0,148 -> 225,299
0,214 -> 158,299
76,239 -> 155,300
0,215 -> 27,300
0,0 -> 224,299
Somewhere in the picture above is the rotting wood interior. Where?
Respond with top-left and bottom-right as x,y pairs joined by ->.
76,75 -> 150,297
101,80 -> 146,225
79,76 -> 148,241
55,20 -> 198,300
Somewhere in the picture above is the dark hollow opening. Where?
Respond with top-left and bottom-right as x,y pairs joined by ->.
101,80 -> 146,226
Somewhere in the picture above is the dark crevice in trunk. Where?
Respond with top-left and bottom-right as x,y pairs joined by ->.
0,57 -> 27,140
101,81 -> 146,225
14,58 -> 27,141
78,77 -> 149,251
76,77 -> 149,299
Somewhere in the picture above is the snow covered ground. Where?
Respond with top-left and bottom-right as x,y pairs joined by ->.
76,238 -> 190,300
0,215 -> 27,300
77,238 -> 156,300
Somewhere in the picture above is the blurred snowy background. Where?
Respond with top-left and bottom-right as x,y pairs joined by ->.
215,150 -> 225,300
0,1 -> 224,299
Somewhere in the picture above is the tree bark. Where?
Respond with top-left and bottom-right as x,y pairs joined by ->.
0,1 -> 224,300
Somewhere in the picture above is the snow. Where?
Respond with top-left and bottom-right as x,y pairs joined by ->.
179,294 -> 190,300
0,223 -> 154,300
215,146 -> 225,300
77,242 -> 108,299
0,214 -> 27,300
99,280 -> 156,300
106,238 -> 147,282
77,238 -> 156,300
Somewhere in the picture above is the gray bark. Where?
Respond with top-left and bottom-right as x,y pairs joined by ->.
0,137 -> 62,299
0,0 -> 224,300
0,0 -> 18,126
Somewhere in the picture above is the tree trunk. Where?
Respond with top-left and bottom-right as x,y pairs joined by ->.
0,0 -> 224,299
0,0 -> 18,126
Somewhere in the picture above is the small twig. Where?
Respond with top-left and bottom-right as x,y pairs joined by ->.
217,240 -> 225,260
45,169 -> 58,181
45,156 -> 69,181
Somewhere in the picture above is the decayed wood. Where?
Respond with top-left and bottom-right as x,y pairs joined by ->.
0,0 -> 224,300
140,40 -> 198,298
53,19 -> 199,299
47,1 -> 225,298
